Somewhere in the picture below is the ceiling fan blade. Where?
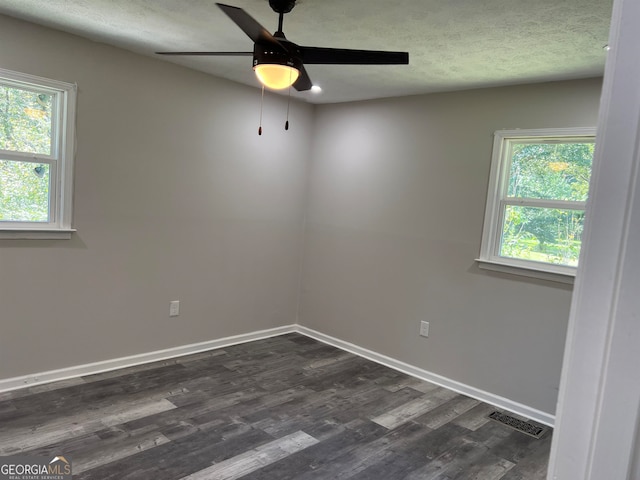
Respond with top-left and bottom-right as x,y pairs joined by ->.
300,46 -> 409,65
293,65 -> 313,92
156,51 -> 253,56
216,3 -> 283,49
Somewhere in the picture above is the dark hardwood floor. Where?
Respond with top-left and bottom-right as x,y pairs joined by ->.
0,333 -> 552,479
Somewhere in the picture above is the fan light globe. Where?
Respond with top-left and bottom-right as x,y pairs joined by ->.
254,64 -> 299,90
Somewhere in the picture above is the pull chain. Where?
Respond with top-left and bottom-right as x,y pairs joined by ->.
285,83 -> 291,131
258,85 -> 264,136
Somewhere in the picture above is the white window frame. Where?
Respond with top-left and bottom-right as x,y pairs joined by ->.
0,68 -> 77,239
477,127 -> 596,284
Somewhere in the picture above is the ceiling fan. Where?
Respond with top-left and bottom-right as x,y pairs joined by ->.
157,0 -> 409,92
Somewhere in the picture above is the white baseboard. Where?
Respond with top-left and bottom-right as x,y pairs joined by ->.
0,323 -> 554,427
0,325 -> 296,393
294,325 -> 555,427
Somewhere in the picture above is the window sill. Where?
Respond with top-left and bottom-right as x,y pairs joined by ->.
475,258 -> 575,285
0,229 -> 76,240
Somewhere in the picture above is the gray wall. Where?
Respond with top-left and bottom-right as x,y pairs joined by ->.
0,15 -> 314,379
300,79 -> 602,415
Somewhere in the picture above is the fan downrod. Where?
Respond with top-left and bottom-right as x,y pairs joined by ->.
269,0 -> 296,14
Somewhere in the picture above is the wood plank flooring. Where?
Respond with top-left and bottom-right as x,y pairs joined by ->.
0,333 -> 552,479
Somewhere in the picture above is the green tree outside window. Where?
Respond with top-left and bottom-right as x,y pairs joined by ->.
0,84 -> 53,222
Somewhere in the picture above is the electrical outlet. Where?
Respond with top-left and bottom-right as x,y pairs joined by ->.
420,321 -> 430,337
169,300 -> 180,317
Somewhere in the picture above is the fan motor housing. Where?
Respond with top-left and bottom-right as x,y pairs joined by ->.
253,42 -> 302,71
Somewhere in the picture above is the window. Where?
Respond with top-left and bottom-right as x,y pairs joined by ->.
0,68 -> 76,239
478,128 -> 596,282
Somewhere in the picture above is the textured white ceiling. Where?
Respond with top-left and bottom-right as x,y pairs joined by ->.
0,0 -> 612,104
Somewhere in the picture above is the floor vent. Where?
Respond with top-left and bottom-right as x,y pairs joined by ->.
488,411 -> 547,438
